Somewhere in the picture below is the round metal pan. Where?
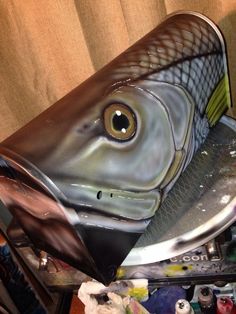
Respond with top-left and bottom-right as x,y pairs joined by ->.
124,115 -> 236,266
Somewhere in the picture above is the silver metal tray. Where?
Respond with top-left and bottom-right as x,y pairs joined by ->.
124,115 -> 236,266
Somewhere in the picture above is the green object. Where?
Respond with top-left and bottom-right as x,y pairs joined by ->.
206,74 -> 231,126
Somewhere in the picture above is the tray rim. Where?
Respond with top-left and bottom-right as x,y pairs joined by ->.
123,115 -> 236,266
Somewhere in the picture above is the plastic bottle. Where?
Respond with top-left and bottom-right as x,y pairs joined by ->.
175,299 -> 194,314
198,286 -> 216,313
216,297 -> 234,314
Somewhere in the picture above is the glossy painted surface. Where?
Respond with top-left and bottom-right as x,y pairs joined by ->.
0,12 -> 231,283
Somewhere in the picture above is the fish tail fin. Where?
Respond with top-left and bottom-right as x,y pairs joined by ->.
206,74 -> 231,127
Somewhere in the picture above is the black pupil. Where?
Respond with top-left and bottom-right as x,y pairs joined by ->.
112,112 -> 130,132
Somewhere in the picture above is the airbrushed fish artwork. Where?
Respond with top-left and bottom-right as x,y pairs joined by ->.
0,12 -> 231,284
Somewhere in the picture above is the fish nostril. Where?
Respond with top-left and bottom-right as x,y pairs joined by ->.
96,191 -> 114,199
97,191 -> 102,200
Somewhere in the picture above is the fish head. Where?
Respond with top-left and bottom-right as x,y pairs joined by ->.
50,83 -> 176,221
1,74 -> 194,221
56,78 -> 194,218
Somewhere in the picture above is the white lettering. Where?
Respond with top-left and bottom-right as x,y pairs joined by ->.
183,256 -> 191,262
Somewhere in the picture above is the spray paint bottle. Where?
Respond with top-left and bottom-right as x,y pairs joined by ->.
175,299 -> 194,314
198,286 -> 216,313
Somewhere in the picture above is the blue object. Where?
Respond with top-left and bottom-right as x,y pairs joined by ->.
0,244 -> 46,314
142,286 -> 186,314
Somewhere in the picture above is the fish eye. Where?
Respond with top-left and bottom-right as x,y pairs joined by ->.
103,103 -> 136,141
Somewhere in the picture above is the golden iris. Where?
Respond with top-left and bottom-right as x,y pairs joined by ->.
104,104 -> 136,140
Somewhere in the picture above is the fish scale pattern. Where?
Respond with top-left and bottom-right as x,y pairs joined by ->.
113,14 -> 223,85
112,14 -> 225,150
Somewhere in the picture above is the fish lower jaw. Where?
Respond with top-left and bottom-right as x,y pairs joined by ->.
54,180 -> 161,221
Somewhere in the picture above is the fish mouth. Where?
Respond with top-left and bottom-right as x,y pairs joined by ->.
0,147 -> 65,203
0,147 -> 73,243
0,146 -> 160,226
